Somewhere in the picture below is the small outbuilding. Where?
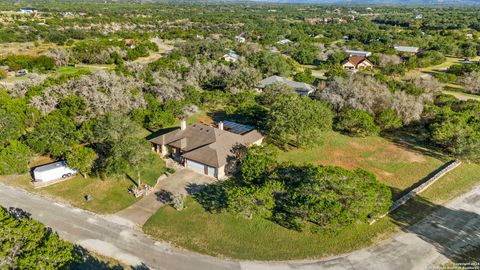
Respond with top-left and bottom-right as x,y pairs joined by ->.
19,7 -> 38,14
33,161 -> 77,183
256,75 -> 316,96
394,45 -> 420,54
222,51 -> 239,63
277,39 -> 292,45
345,49 -> 372,57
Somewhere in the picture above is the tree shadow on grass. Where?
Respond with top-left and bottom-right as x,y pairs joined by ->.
390,194 -> 480,263
382,126 -> 449,162
186,182 -> 228,213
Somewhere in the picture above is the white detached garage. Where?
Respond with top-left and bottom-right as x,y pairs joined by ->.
33,161 -> 77,183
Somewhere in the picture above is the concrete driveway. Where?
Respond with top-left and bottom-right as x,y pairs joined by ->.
115,168 -> 216,226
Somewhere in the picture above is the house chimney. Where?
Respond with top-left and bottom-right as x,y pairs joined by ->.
180,118 -> 187,130
218,121 -> 224,130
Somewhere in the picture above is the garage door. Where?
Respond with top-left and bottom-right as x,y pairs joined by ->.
186,159 -> 206,174
207,166 -> 216,177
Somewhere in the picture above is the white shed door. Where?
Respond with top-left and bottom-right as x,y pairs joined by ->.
207,166 -> 216,177
186,159 -> 206,174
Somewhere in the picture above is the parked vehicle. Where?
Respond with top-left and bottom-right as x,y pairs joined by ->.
32,161 -> 77,183
15,69 -> 28,77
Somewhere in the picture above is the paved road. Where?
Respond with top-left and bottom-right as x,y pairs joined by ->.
1,182 -> 480,270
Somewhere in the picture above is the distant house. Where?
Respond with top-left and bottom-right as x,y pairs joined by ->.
235,36 -> 246,43
345,49 -> 372,57
414,14 -> 423,19
256,75 -> 316,96
222,51 -> 239,63
342,56 -> 373,71
149,120 -> 263,179
277,39 -> 292,45
466,33 -> 473,40
1,66 -> 15,77
124,39 -> 136,49
19,7 -> 38,14
394,45 -> 420,54
60,11 -> 74,17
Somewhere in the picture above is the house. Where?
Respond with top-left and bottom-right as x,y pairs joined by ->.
60,11 -> 75,17
466,33 -> 473,39
1,66 -> 15,77
222,51 -> 239,63
235,36 -> 246,43
394,45 -> 420,54
277,39 -> 292,45
256,75 -> 316,96
342,56 -> 373,71
149,120 -> 264,179
33,161 -> 77,183
414,14 -> 423,19
345,49 -> 372,57
124,39 -> 136,49
19,7 -> 38,14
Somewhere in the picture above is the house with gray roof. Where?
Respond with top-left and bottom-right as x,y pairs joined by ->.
345,49 -> 372,57
394,45 -> 420,54
149,120 -> 263,179
256,75 -> 316,96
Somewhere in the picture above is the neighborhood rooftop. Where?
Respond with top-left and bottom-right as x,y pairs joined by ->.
256,75 -> 316,95
345,49 -> 372,57
33,161 -> 67,173
394,45 -> 420,53
149,121 -> 263,170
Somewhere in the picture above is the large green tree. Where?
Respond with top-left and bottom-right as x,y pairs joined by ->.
0,207 -> 74,269
26,112 -> 80,157
265,93 -> 333,148
274,165 -> 392,231
66,146 -> 97,178
0,140 -> 32,175
240,144 -> 278,185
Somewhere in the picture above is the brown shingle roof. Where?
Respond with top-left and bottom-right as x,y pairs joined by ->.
346,55 -> 367,66
148,123 -> 263,168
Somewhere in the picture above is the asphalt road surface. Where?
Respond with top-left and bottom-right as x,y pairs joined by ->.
1,182 -> 480,270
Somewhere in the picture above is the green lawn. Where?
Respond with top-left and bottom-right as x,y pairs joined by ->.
143,162 -> 480,260
0,154 -> 165,214
55,66 -> 91,75
278,132 -> 445,198
143,132 -> 480,260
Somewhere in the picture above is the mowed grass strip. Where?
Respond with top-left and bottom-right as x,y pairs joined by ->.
278,132 -> 445,198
